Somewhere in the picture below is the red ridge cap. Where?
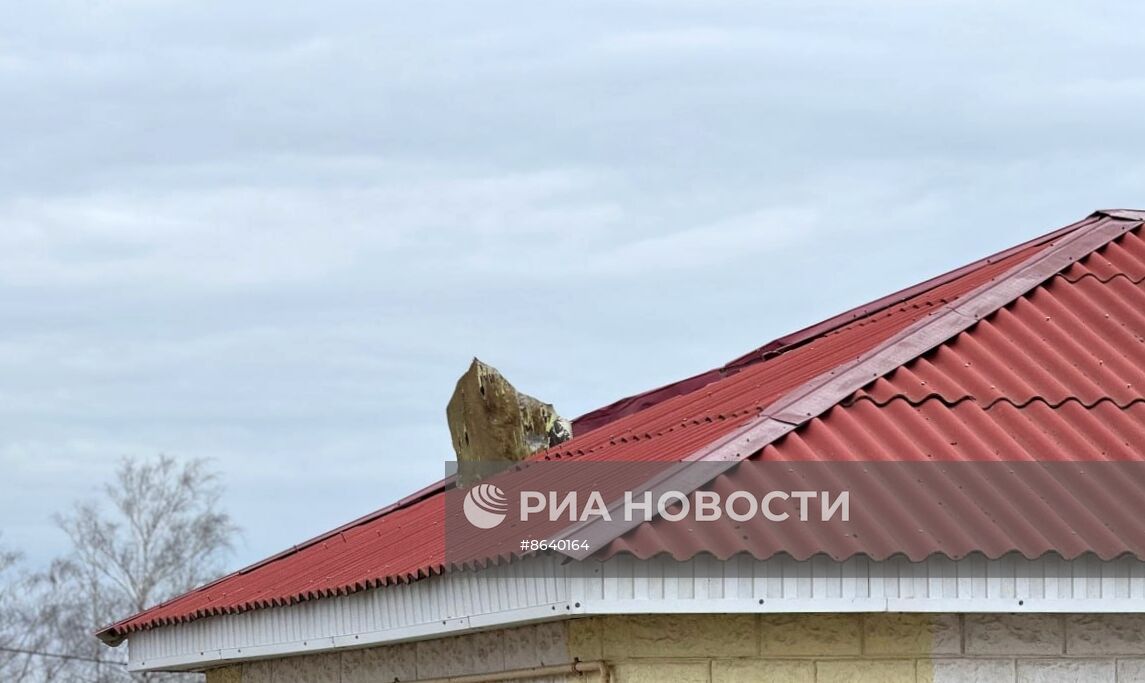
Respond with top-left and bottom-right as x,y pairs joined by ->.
573,211 -> 1105,435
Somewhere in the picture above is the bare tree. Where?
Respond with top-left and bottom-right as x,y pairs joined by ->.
0,536 -> 23,678
0,538 -> 71,682
9,559 -> 101,682
29,456 -> 239,682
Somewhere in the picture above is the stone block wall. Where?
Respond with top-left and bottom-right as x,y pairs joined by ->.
203,614 -> 1145,682
204,622 -> 575,683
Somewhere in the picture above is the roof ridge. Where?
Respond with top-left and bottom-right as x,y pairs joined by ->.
1096,209 -> 1145,221
557,211 -> 1143,559
759,214 -> 1138,427
572,212 -> 1103,435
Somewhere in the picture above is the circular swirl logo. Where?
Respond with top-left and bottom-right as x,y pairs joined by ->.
463,483 -> 508,529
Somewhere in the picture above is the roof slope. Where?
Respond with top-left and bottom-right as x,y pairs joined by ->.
99,209 -> 1145,643
601,223 -> 1145,561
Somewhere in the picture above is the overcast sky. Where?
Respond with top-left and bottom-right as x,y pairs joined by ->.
2,1 -> 1143,569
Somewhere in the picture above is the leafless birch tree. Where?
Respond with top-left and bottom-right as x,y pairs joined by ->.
2,456 -> 238,682
0,537 -> 23,678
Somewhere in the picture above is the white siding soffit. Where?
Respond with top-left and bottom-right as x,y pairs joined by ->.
128,552 -> 1145,671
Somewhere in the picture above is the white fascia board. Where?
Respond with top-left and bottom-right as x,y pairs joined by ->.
130,603 -> 580,672
125,552 -> 1145,672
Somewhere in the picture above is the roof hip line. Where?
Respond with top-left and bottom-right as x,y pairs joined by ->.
557,211 -> 1143,560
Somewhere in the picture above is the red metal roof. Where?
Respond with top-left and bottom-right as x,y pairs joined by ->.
599,218 -> 1145,561
572,217 -> 1084,435
99,209 -> 1145,643
550,237 -> 1051,465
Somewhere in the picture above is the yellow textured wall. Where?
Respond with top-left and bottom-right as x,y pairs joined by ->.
204,665 -> 241,683
569,614 -> 933,683
203,613 -> 1145,682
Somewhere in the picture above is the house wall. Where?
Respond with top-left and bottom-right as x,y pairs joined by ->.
203,621 -> 574,683
203,613 -> 1145,683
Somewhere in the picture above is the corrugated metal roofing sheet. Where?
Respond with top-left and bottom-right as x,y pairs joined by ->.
597,457 -> 1145,563
572,213 -> 1089,435
551,237 -> 1051,464
855,257 -> 1145,410
598,222 -> 1145,561
99,209 -> 1145,643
